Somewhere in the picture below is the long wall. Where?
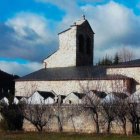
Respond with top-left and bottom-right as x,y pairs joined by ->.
15,79 -> 127,96
22,105 -> 132,134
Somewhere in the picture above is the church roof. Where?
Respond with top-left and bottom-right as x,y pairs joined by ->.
75,19 -> 86,25
119,59 -> 140,66
16,66 -> 132,81
15,96 -> 24,100
58,18 -> 94,35
105,59 -> 140,68
72,92 -> 86,99
112,92 -> 128,99
90,90 -> 107,98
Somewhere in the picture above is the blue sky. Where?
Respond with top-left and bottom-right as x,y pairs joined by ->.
0,0 -> 65,21
1,0 -> 140,76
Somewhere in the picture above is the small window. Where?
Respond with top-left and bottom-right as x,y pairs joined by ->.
69,100 -> 72,104
86,37 -> 91,54
78,35 -> 84,53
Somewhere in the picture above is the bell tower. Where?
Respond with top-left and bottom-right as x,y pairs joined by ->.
43,16 -> 94,68
76,15 -> 94,66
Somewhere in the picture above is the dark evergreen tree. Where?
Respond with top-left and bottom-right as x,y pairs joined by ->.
0,104 -> 24,130
97,55 -> 113,66
104,55 -> 112,65
113,53 -> 119,65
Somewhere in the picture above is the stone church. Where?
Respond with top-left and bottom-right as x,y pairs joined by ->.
15,16 -> 140,97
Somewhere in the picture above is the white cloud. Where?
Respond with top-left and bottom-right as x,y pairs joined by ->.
6,12 -> 53,44
36,0 -> 79,13
82,1 -> 133,45
80,1 -> 140,61
0,12 -> 57,62
0,61 -> 42,76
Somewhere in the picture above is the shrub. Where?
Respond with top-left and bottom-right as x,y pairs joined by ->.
0,104 -> 24,131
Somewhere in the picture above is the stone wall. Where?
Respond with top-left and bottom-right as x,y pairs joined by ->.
107,67 -> 140,93
43,26 -> 77,68
15,79 -> 127,97
22,105 -> 132,134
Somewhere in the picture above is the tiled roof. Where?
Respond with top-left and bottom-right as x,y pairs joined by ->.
58,28 -> 71,35
106,59 -> 140,68
15,96 -> 24,100
59,95 -> 66,99
58,19 -> 86,35
37,91 -> 56,99
73,92 -> 86,99
75,19 -> 86,25
16,65 -> 133,81
112,92 -> 128,99
58,19 -> 94,35
91,90 -> 107,98
119,59 -> 140,66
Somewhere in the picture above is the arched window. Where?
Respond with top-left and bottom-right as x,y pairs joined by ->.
78,35 -> 84,53
86,36 -> 91,54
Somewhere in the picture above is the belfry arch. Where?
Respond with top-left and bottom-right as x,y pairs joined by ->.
86,36 -> 91,54
78,34 -> 84,53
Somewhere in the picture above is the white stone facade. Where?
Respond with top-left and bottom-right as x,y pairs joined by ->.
107,67 -> 140,92
63,92 -> 82,104
43,26 -> 77,68
15,79 -> 128,97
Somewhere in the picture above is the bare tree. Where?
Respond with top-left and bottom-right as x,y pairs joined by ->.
51,103 -> 64,132
83,90 -> 103,134
115,98 -> 128,134
118,47 -> 135,62
78,69 -> 126,134
21,102 -> 52,132
101,94 -> 117,134
65,104 -> 83,132
125,97 -> 140,134
19,83 -> 53,132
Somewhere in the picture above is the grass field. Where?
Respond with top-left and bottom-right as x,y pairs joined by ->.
0,132 -> 140,140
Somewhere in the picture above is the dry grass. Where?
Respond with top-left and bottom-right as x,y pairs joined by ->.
0,132 -> 140,140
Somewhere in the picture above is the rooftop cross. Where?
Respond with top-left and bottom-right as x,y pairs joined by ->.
82,14 -> 85,20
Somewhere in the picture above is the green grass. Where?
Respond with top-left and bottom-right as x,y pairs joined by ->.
0,132 -> 140,140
